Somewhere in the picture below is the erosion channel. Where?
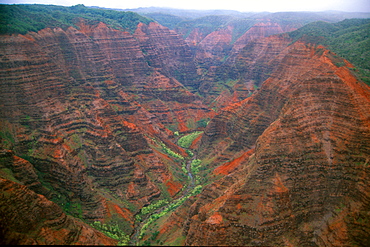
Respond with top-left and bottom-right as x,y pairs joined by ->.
129,133 -> 201,246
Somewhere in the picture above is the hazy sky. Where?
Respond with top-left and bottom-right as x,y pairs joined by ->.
2,0 -> 370,12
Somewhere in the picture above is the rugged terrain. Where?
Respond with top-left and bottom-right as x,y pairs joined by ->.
185,37 -> 370,246
1,4 -> 369,246
0,10 -> 213,243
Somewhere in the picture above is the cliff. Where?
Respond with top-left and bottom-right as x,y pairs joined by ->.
193,22 -> 296,110
232,21 -> 285,53
188,39 -> 370,246
0,175 -> 117,245
155,37 -> 370,246
0,20 -> 213,242
134,22 -> 200,88
1,5 -> 370,246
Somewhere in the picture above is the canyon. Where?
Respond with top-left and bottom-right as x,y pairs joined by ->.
0,5 -> 369,246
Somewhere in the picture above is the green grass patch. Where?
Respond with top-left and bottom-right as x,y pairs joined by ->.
0,168 -> 20,183
138,185 -> 203,240
190,159 -> 202,175
160,142 -> 185,161
91,221 -> 130,245
177,131 -> 203,149
140,199 -> 169,215
196,118 -> 210,128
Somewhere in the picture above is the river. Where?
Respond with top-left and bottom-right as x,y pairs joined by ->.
128,153 -> 197,245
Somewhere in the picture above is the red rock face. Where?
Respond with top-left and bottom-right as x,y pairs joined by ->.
232,21 -> 285,53
0,21 -> 213,241
192,41 -> 370,246
156,37 -> 370,246
185,28 -> 208,47
192,22 -> 293,110
1,15 -> 369,246
134,22 -> 199,88
0,176 -> 117,245
195,25 -> 233,62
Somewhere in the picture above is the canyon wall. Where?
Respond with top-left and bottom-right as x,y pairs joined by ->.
1,7 -> 369,246
156,36 -> 370,246
0,168 -> 117,245
0,20 -> 213,239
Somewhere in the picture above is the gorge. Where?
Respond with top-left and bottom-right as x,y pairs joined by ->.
0,4 -> 369,246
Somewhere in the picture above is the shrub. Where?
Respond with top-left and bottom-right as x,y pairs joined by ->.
177,131 -> 203,149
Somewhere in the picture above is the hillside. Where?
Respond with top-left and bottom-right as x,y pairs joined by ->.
0,4 -> 213,244
289,19 -> 370,84
0,4 -> 152,34
152,35 -> 370,247
130,8 -> 370,86
0,4 -> 370,246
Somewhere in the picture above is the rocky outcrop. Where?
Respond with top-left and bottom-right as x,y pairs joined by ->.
0,149 -> 48,195
0,177 -> 117,245
2,9 -> 369,246
187,40 -> 370,246
155,37 -> 370,246
232,21 -> 285,53
0,20 -> 213,242
194,23 -> 294,110
185,28 -> 208,47
195,26 -> 233,63
134,22 -> 199,88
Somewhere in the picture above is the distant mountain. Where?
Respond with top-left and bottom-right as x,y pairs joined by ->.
128,9 -> 370,83
123,7 -> 252,19
126,7 -> 370,31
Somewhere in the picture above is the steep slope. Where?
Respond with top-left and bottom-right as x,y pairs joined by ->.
133,22 -> 200,88
154,36 -> 370,246
1,5 -> 370,246
189,40 -> 370,246
195,25 -> 233,63
231,21 -> 285,53
0,174 -> 117,245
196,36 -> 286,112
288,18 -> 370,85
0,16 -> 213,242
191,19 -> 290,108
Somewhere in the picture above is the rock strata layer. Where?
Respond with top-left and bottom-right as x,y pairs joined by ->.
0,176 -> 117,245
1,13 -> 370,246
157,36 -> 370,246
0,20 -> 213,241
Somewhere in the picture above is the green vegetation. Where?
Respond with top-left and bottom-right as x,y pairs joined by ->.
92,221 -> 130,245
176,15 -> 234,39
139,185 -> 202,240
140,199 -> 168,215
181,163 -> 188,175
177,131 -> 203,149
143,12 -> 189,30
0,130 -> 15,148
68,133 -> 83,150
160,142 -> 184,160
0,168 -> 20,183
334,203 -> 346,213
186,149 -> 194,157
63,200 -> 83,218
196,118 -> 210,128
190,159 -> 202,175
135,146 -> 203,244
288,19 -> 370,84
0,4 -> 153,35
